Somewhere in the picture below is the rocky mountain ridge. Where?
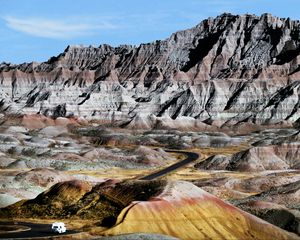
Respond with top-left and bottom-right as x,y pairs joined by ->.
1,13 -> 300,129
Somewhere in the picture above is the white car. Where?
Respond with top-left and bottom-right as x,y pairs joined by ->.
51,222 -> 66,234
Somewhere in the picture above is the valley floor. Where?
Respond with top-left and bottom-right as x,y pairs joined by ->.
0,118 -> 300,239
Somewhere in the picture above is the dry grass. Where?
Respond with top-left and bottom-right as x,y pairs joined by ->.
196,143 -> 250,159
164,167 -> 258,181
67,151 -> 186,180
48,144 -> 249,181
160,144 -> 251,181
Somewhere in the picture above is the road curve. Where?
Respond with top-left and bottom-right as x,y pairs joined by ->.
0,221 -> 77,239
139,150 -> 200,180
0,150 -> 199,238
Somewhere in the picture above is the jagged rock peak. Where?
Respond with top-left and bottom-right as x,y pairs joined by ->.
1,13 -> 300,127
2,13 -> 300,81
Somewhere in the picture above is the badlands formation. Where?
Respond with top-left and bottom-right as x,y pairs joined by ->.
0,13 -> 300,240
0,13 -> 300,129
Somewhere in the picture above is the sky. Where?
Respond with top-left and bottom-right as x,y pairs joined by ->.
0,0 -> 299,64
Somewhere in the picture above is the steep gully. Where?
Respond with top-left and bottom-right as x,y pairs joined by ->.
1,13 -> 300,128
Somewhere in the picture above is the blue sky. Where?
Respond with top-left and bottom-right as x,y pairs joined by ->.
0,0 -> 299,64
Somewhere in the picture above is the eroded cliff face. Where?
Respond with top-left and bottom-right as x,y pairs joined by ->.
1,13 -> 300,128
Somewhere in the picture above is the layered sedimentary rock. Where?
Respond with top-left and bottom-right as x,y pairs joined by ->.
1,13 -> 300,127
103,181 -> 297,240
195,142 -> 300,171
0,180 -> 298,239
195,132 -> 300,172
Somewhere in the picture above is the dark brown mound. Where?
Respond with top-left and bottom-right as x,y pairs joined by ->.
0,180 -> 167,227
237,201 -> 300,235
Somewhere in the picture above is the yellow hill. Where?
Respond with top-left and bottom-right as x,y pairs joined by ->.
103,181 -> 299,240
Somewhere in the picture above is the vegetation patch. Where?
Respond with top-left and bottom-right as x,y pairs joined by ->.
0,180 -> 167,227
